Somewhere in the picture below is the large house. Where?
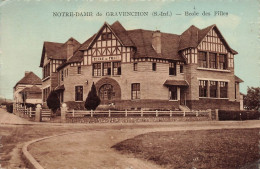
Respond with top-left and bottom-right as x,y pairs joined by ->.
13,71 -> 42,106
40,21 -> 243,110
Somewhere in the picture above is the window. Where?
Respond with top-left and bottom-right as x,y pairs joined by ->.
219,54 -> 227,69
75,86 -> 83,101
77,66 -> 81,74
180,64 -> 184,73
61,70 -> 64,81
210,81 -> 217,98
198,51 -> 207,68
113,62 -> 121,75
101,33 -> 112,40
169,86 -> 177,100
43,63 -> 50,79
235,83 -> 237,100
169,62 -> 176,75
131,83 -> 140,99
152,63 -> 156,71
220,81 -> 228,98
209,53 -> 217,69
43,87 -> 50,102
103,62 -> 111,76
133,63 -> 138,71
93,63 -> 101,76
199,80 -> 207,97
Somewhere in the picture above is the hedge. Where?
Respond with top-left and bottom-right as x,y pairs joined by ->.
6,103 -> 13,113
219,110 -> 260,121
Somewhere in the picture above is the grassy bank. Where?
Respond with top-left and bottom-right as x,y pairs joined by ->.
112,128 -> 260,169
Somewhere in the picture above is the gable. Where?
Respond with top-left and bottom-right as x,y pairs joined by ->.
198,27 -> 228,53
83,24 -> 133,65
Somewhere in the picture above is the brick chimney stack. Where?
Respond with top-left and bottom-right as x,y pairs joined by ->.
152,30 -> 161,54
67,38 -> 74,60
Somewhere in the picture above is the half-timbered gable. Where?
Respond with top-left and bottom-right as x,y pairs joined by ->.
82,23 -> 134,67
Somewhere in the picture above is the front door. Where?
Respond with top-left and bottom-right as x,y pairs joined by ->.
99,84 -> 114,101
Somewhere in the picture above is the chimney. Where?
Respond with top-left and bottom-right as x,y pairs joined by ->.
25,71 -> 31,76
152,30 -> 161,54
67,38 -> 74,59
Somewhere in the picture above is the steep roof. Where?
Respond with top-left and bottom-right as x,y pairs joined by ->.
48,21 -> 238,69
40,38 -> 81,67
179,24 -> 237,54
110,21 -> 135,46
14,72 -> 42,88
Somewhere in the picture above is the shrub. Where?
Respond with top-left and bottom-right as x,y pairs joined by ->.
85,82 -> 101,110
46,91 -> 60,112
6,103 -> 13,113
219,110 -> 260,121
66,101 -> 85,110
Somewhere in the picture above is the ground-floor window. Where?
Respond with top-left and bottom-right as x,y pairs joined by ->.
210,81 -> 217,98
199,80 -> 207,97
60,91 -> 64,103
43,87 -> 50,102
169,86 -> 177,100
220,81 -> 228,98
75,86 -> 83,101
93,63 -> 101,76
199,80 -> 228,98
131,83 -> 140,99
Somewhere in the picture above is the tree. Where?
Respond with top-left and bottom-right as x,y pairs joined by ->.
46,91 -> 60,112
244,87 -> 260,110
85,82 -> 101,110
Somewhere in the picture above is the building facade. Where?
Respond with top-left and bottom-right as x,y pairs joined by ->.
40,21 -> 243,110
13,71 -> 42,106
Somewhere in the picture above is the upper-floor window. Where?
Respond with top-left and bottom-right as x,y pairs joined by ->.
131,83 -> 140,100
103,62 -> 111,76
77,66 -> 81,74
75,86 -> 83,101
209,53 -> 217,69
101,33 -> 112,40
198,51 -> 207,68
43,63 -> 50,79
169,62 -> 176,75
199,80 -> 207,97
220,81 -> 228,98
113,62 -> 121,75
219,54 -> 227,70
180,64 -> 184,73
61,70 -> 64,81
152,63 -> 156,71
133,63 -> 138,71
93,63 -> 101,76
210,81 -> 217,98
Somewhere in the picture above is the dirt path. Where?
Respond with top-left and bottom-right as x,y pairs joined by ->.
29,121 -> 260,169
0,108 -> 34,125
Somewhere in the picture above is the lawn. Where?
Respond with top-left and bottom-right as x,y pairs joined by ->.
112,128 -> 260,169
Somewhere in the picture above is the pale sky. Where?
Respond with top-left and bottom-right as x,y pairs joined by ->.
0,0 -> 259,99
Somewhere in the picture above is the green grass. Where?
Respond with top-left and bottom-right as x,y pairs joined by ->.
112,129 -> 260,169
